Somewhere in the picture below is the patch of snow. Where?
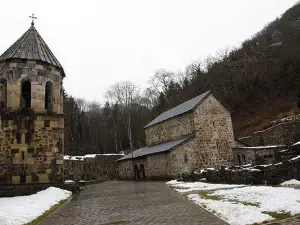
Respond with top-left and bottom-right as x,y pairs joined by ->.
274,162 -> 283,166
281,179 -> 300,186
194,169 -> 205,174
255,164 -> 272,168
236,145 -> 286,149
64,180 -> 75,184
64,153 -> 124,160
290,155 -> 300,161
243,168 -> 261,172
268,42 -> 282,47
241,164 -> 252,167
166,180 -> 246,193
188,186 -> 300,225
293,141 -> 300,146
166,180 -> 180,185
238,136 -> 251,140
279,149 -> 289,152
207,168 -> 215,170
0,187 -> 72,225
188,194 -> 272,225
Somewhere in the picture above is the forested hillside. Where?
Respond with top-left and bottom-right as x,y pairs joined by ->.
64,3 -> 300,155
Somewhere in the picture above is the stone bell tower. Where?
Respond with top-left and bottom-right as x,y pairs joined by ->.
0,17 -> 65,184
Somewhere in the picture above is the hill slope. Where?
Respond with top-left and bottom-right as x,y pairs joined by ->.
154,3 -> 300,136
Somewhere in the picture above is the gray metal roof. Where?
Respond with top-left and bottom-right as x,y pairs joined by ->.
117,136 -> 191,161
144,90 -> 211,128
0,25 -> 64,76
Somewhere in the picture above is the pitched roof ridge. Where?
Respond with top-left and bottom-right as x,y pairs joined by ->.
144,90 -> 211,128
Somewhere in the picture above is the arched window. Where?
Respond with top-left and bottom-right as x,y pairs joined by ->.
242,154 -> 246,163
21,80 -> 31,108
45,81 -> 53,112
237,154 -> 241,165
0,79 -> 7,108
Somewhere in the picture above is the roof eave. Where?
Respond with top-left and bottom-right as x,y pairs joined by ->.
0,58 -> 65,77
117,135 -> 194,161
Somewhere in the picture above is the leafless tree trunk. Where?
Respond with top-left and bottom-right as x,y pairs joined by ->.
106,81 -> 140,150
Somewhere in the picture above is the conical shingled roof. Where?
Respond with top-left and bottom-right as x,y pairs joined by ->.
0,24 -> 64,76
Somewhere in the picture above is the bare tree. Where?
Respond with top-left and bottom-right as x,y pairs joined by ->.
149,69 -> 174,95
106,81 -> 140,149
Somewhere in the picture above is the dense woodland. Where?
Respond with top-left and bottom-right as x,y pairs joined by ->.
64,3 -> 300,155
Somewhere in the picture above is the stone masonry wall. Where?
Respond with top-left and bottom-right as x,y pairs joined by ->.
232,146 -> 287,166
118,152 -> 172,179
0,60 -> 63,114
118,138 -> 209,180
185,156 -> 300,186
0,113 -> 64,184
192,95 -> 234,168
239,122 -> 300,146
64,155 -> 122,181
145,112 -> 194,146
169,138 -> 195,176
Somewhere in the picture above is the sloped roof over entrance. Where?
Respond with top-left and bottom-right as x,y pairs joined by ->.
144,90 -> 211,128
117,136 -> 192,161
0,24 -> 64,76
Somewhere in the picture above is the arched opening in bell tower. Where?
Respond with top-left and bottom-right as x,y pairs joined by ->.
0,79 -> 7,108
21,80 -> 31,108
45,81 -> 53,112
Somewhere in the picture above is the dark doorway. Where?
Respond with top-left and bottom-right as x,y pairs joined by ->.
21,80 -> 31,108
0,79 -> 7,108
45,81 -> 53,111
140,164 -> 145,179
31,173 -> 39,183
134,164 -> 140,180
20,172 -> 26,184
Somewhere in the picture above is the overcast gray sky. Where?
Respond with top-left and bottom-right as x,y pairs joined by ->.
0,0 -> 297,103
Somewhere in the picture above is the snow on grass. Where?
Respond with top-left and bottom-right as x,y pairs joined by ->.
188,194 -> 272,225
188,186 -> 300,225
0,187 -> 72,225
166,180 -> 246,193
281,179 -> 300,186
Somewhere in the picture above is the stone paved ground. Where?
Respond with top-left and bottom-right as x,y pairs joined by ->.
39,181 -> 227,225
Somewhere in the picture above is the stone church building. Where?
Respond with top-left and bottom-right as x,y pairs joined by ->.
0,21 -> 65,184
118,90 -> 235,179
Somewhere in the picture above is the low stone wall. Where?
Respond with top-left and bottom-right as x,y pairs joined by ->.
232,145 -> 287,166
183,156 -> 300,185
64,154 -> 123,181
239,121 -> 300,146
